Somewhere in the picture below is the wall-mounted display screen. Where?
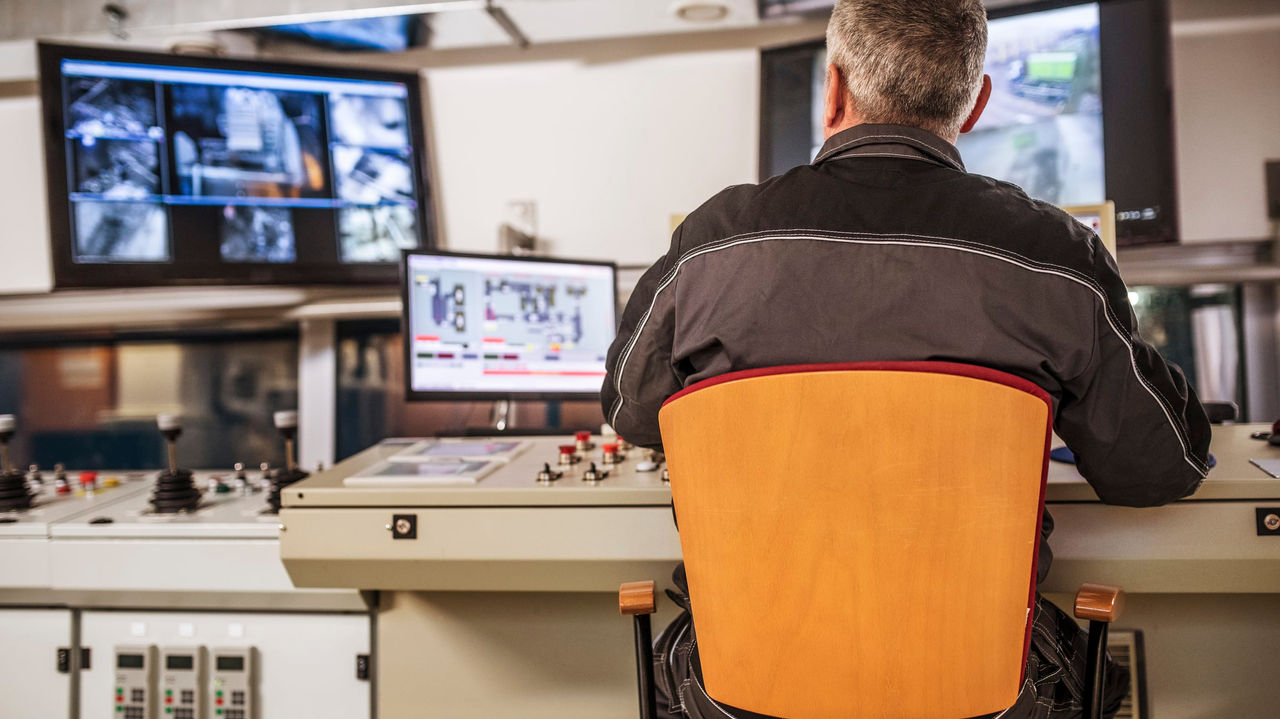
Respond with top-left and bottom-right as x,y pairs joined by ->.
39,43 -> 436,287
402,251 -> 618,401
758,0 -> 1178,245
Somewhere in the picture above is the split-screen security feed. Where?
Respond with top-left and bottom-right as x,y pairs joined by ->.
955,3 -> 1103,207
48,48 -> 429,285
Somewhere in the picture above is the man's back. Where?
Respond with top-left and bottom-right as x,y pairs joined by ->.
604,124 -> 1209,509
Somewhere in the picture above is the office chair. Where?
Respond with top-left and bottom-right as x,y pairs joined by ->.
1201,401 -> 1239,424
620,362 -> 1123,719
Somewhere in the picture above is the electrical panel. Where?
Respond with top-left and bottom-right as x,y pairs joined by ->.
209,647 -> 255,719
160,647 -> 204,719
114,645 -> 156,719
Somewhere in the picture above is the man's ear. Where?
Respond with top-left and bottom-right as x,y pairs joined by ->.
958,74 -> 992,135
823,63 -> 846,138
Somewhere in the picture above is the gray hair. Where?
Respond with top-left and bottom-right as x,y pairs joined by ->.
825,0 -> 988,138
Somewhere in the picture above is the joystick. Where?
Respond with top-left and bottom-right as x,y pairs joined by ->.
265,410 -> 309,514
149,414 -> 201,513
0,415 -> 34,512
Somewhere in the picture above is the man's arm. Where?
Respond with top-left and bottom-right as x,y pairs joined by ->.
600,229 -> 685,450
1056,239 -> 1212,507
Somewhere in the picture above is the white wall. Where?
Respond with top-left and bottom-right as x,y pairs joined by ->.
425,48 -> 759,264
0,94 -> 53,294
1172,25 -> 1280,242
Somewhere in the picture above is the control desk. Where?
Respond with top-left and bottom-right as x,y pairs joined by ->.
280,425 -> 1280,594
278,426 -> 1280,719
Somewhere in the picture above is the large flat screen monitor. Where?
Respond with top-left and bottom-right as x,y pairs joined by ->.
38,43 -> 436,287
758,0 -> 1177,246
402,251 -> 618,401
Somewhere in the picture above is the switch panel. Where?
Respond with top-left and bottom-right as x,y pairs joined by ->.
114,645 -> 156,719
209,647 -> 255,719
161,646 -> 205,719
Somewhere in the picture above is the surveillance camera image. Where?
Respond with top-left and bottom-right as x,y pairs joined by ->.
168,84 -> 330,199
73,200 -> 168,262
339,204 -> 418,263
220,205 -> 297,263
330,94 -> 410,149
65,76 -> 161,140
955,3 -> 1104,207
72,138 -> 160,199
332,145 -> 415,205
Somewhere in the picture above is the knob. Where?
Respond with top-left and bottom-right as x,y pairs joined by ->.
558,445 -> 579,466
582,462 -> 609,482
536,463 -> 562,483
150,414 -> 199,513
0,415 -> 32,511
27,464 -> 43,485
601,443 -> 621,465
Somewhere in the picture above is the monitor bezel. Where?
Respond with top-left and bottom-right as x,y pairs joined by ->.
38,41 -> 439,289
400,249 -> 619,403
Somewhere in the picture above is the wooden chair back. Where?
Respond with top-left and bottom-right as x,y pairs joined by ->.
657,362 -> 1052,719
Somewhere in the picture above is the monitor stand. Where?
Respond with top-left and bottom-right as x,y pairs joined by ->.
436,400 -> 576,438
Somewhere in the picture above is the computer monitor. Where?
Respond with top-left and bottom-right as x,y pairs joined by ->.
1063,201 -> 1117,260
758,0 -> 1177,246
39,42 -> 436,288
402,251 -> 618,401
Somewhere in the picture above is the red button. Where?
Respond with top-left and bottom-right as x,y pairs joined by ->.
558,445 -> 575,455
117,696 -> 124,703
57,484 -> 71,495
216,698 -> 224,706
602,443 -> 618,453
165,697 -> 173,704
574,431 -> 591,442
79,471 -> 98,486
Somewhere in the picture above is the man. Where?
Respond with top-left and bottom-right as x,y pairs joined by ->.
601,1 -> 1212,717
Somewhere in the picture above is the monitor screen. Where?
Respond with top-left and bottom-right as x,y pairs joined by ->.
260,15 -> 423,52
758,0 -> 1177,245
165,654 -> 194,670
956,3 -> 1103,208
38,43 -> 436,287
216,656 -> 245,672
402,252 -> 617,401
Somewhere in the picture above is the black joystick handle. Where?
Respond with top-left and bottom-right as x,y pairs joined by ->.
265,410 -> 308,514
0,415 -> 32,512
150,414 -> 200,514
0,414 -> 15,475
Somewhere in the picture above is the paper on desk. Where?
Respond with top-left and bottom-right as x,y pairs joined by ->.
1249,458 -> 1280,478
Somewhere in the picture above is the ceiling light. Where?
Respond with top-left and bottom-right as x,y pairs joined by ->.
673,1 -> 730,22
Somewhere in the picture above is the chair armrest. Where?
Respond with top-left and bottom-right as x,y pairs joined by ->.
620,581 -> 657,616
1074,583 -> 1124,623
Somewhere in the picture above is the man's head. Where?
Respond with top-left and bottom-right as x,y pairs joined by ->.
823,0 -> 991,142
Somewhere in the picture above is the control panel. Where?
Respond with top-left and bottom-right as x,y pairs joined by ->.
114,645 -> 156,719
160,647 -> 204,719
209,647 -> 255,719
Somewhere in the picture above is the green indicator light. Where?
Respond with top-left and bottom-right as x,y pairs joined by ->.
166,690 -> 173,696
216,710 -> 223,716
216,691 -> 223,697
165,708 -> 172,715
116,707 -> 123,713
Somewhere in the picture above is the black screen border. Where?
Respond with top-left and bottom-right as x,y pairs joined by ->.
400,249 -> 619,403
757,0 -> 1179,246
38,42 -> 438,288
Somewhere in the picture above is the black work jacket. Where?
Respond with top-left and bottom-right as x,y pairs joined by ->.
602,124 -> 1211,573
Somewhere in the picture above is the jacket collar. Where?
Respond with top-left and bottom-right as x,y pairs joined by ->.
811,123 -> 966,172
